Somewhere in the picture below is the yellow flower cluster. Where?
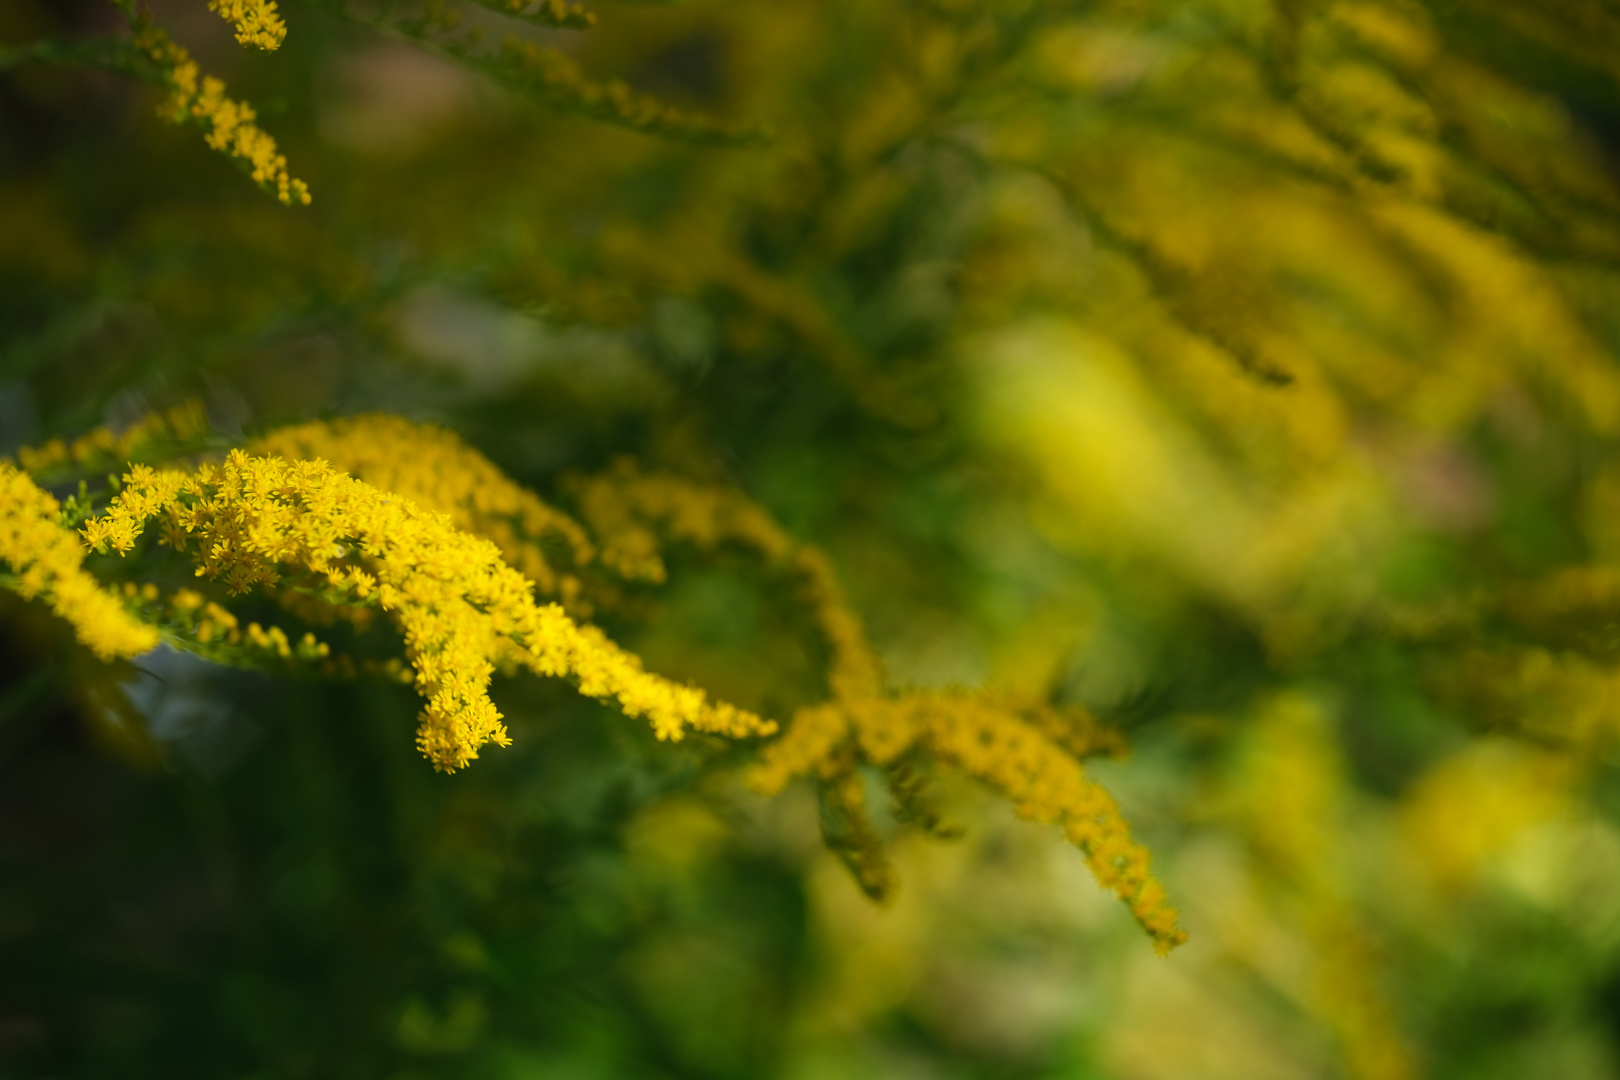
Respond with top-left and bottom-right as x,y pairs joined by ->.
82,450 -> 774,770
0,465 -> 158,660
129,16 -> 310,205
207,0 -> 287,51
249,423 -> 885,695
11,400 -> 209,476
250,415 -> 593,598
752,689 -> 1187,953
169,586 -> 239,644
163,585 -> 329,660
81,464 -> 187,556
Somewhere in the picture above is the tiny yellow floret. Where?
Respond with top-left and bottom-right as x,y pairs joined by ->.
207,0 -> 287,50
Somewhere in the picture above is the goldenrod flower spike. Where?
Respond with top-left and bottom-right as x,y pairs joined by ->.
0,465 -> 158,661
207,0 -> 287,51
250,415 -> 594,597
752,690 -> 1187,954
83,451 -> 774,771
124,14 -> 309,205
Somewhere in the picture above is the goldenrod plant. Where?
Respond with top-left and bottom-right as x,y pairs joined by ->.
3,410 -> 1186,951
5,0 -> 1620,1076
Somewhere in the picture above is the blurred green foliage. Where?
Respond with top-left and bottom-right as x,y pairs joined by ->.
8,0 -> 1620,1077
